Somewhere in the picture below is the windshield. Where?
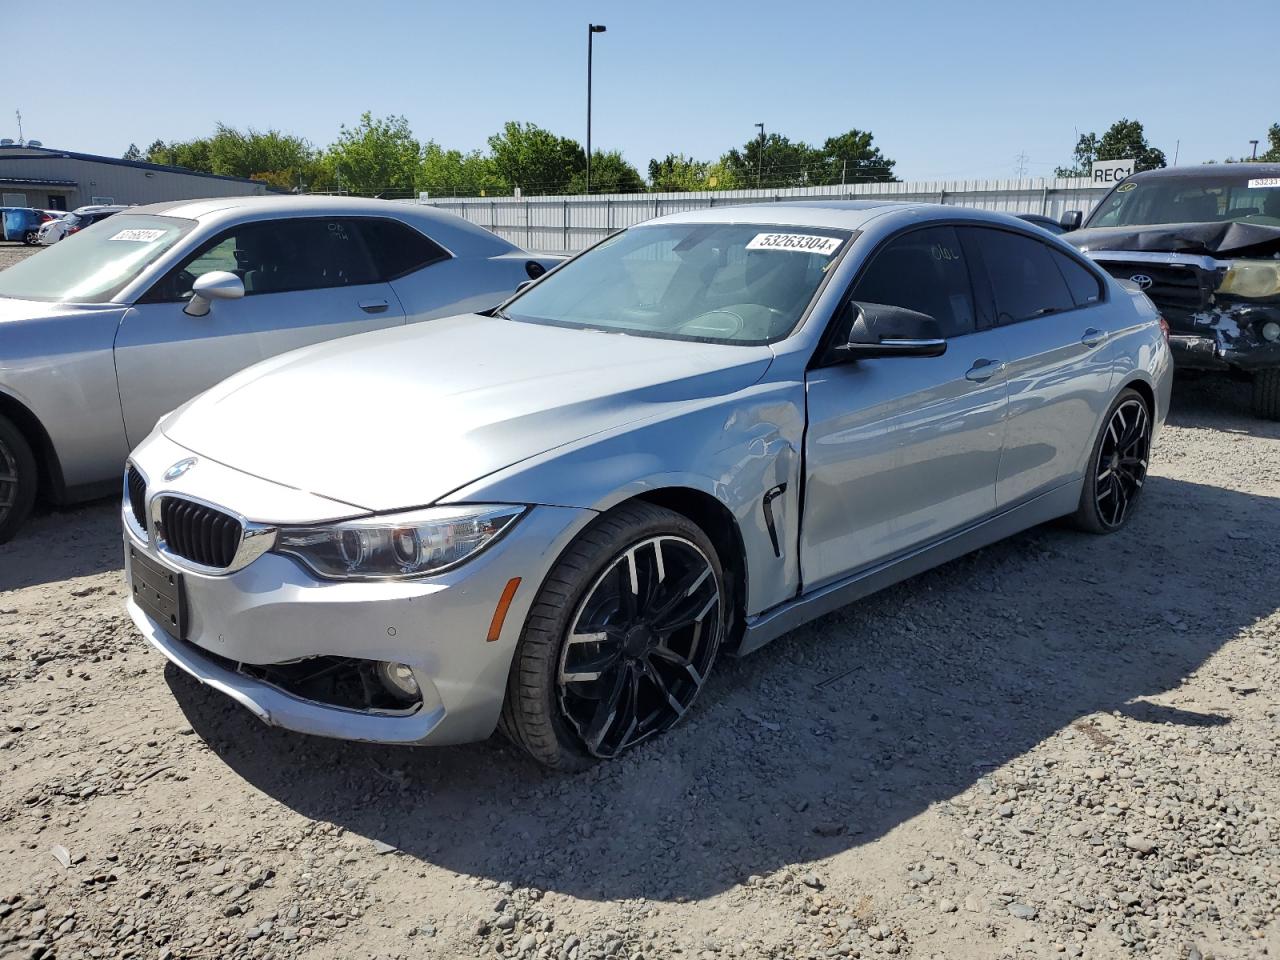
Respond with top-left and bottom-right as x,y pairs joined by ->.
0,214 -> 194,303
1087,173 -> 1280,229
505,222 -> 851,344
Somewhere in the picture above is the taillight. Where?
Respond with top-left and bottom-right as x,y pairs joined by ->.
1158,316 -> 1170,344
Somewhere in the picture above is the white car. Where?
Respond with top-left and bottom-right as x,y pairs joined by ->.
0,195 -> 559,541
37,204 -> 126,244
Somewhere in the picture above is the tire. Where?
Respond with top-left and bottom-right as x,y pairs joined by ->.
1252,369 -> 1280,421
0,414 -> 38,545
22,231 -> 38,246
1070,388 -> 1152,535
500,501 -> 726,770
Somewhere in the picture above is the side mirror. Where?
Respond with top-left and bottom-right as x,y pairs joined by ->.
1059,210 -> 1083,233
184,271 -> 245,317
832,302 -> 947,361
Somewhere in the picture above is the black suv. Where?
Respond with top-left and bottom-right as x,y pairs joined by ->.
1061,163 -> 1280,419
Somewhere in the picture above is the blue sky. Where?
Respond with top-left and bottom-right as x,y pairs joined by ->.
10,0 -> 1277,182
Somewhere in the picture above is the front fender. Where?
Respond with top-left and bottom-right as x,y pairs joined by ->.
442,380 -> 806,616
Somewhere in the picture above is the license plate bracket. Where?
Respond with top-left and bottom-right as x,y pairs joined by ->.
129,545 -> 188,641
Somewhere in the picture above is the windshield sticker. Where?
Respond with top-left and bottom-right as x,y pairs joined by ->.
1116,182 -> 1137,193
746,233 -> 843,255
108,228 -> 167,243
1247,178 -> 1280,189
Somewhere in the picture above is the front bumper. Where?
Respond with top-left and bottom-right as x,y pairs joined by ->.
1163,303 -> 1280,373
123,451 -> 593,746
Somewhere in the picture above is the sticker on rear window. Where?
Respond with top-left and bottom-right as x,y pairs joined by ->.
746,233 -> 842,255
1116,181 -> 1137,192
108,228 -> 167,242
1248,178 -> 1280,189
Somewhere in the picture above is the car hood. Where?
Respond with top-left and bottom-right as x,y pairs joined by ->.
1065,221 -> 1280,258
162,313 -> 775,512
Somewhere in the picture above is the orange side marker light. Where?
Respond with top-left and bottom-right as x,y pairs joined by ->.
487,577 -> 522,642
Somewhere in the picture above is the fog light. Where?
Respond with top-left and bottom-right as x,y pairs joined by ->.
1262,321 -> 1280,343
375,661 -> 420,702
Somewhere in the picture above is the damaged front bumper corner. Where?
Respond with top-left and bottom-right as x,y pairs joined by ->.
1167,301 -> 1280,372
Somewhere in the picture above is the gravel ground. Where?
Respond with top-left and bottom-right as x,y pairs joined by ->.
0,242 -> 41,270
1,336 -> 1278,958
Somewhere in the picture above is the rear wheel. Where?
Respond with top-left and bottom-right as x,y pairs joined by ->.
22,230 -> 39,246
0,415 -> 38,544
1252,369 -> 1280,421
500,502 -> 725,770
1070,388 -> 1151,534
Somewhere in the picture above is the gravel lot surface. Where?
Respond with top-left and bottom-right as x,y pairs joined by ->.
1,268 -> 1277,959
0,242 -> 41,270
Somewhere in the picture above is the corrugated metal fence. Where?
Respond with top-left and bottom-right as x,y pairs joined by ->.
419,178 -> 1108,254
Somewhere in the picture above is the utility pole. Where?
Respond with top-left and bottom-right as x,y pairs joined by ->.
15,109 -> 22,145
586,24 -> 606,195
1014,151 -> 1029,178
754,122 -> 765,188
1250,140 -> 1260,160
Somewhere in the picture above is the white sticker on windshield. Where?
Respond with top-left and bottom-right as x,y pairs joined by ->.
108,228 -> 167,242
1247,178 -> 1280,189
746,232 -> 842,255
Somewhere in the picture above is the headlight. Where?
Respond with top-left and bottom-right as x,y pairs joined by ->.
275,504 -> 525,580
1217,260 -> 1280,299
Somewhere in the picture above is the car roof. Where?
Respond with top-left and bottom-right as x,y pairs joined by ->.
646,199 -> 1048,232
1123,162 -> 1280,182
123,194 -> 522,258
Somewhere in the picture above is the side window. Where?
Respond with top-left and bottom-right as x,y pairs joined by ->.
142,218 -> 378,302
849,226 -> 976,337
968,229 -> 1074,323
1051,249 -> 1104,307
358,219 -> 450,280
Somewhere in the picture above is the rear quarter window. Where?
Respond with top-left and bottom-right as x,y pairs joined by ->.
359,220 -> 450,280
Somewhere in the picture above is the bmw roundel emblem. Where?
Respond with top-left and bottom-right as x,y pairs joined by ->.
1130,274 -> 1154,290
163,457 -> 198,481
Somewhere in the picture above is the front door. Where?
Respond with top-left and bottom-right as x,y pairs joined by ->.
115,217 -> 406,446
801,225 -> 1009,589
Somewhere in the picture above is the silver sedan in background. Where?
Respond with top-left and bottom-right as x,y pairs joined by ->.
0,195 -> 559,541
123,202 -> 1172,769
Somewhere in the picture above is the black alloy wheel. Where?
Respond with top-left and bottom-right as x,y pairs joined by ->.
1093,396 -> 1151,529
557,534 -> 722,759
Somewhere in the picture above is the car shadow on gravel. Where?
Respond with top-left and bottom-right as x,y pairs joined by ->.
0,500 -> 120,590
168,468 -> 1278,904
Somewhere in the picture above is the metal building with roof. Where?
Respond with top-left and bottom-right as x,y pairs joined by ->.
0,143 -> 272,211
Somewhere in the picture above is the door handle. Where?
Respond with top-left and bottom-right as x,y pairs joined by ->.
359,299 -> 390,314
965,358 -> 1004,383
1081,328 -> 1106,348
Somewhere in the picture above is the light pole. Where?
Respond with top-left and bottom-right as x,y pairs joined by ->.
1250,140 -> 1260,160
754,122 -> 765,188
586,24 -> 607,195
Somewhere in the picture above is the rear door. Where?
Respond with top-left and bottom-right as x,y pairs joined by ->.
961,227 -> 1116,508
801,225 -> 1010,588
114,216 -> 407,446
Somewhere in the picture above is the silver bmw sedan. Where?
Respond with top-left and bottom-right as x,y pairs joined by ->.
123,201 -> 1173,769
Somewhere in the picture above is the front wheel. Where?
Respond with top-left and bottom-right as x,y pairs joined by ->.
500,502 -> 725,770
0,414 -> 38,544
1070,388 -> 1152,534
1252,369 -> 1280,421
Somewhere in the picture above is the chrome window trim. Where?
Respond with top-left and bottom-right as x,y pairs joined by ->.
148,492 -> 277,576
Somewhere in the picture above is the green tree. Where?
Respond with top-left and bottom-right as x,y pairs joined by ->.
122,143 -> 142,162
721,133 -> 826,188
647,154 -> 742,192
487,121 -> 585,195
567,150 -> 645,194
1259,123 -> 1280,162
418,142 -> 506,197
1056,119 -> 1165,177
321,112 -> 420,196
1055,132 -> 1100,179
145,137 -> 214,173
1097,118 -> 1166,172
816,129 -> 897,183
207,123 -> 320,189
